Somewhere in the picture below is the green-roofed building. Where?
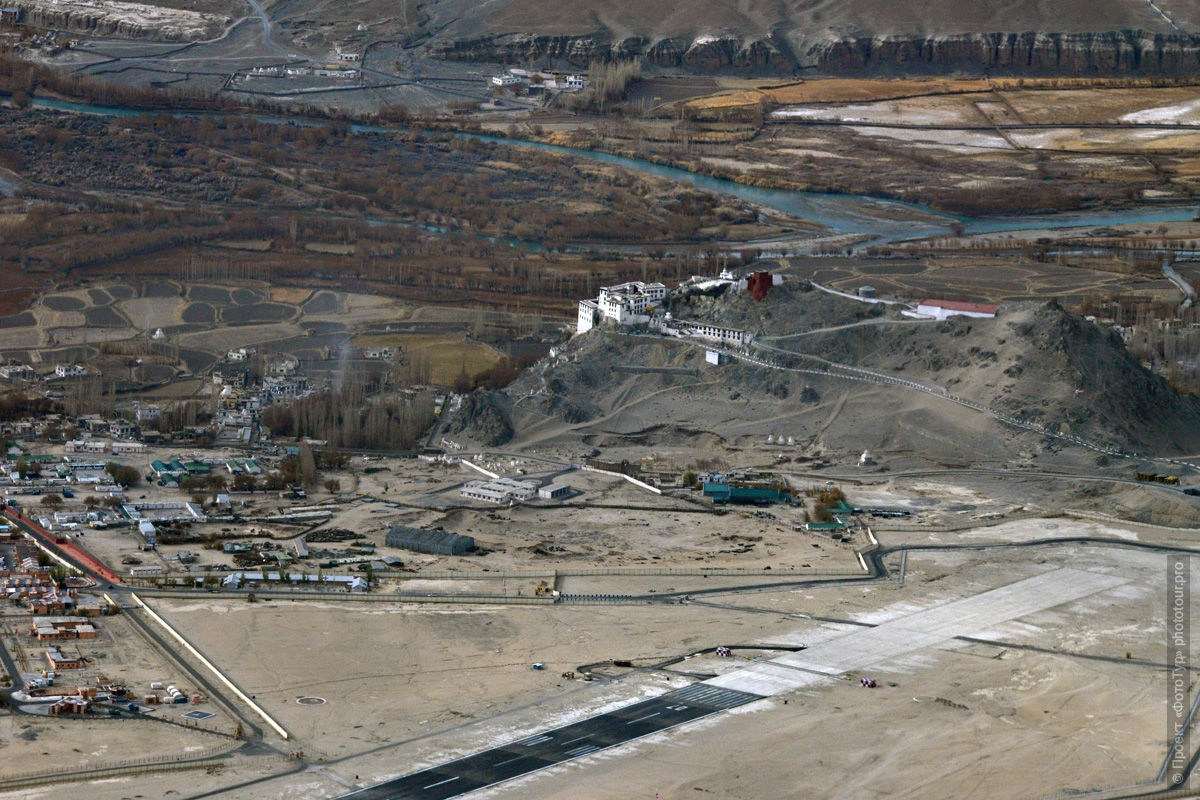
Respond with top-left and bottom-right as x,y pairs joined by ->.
703,482 -> 785,506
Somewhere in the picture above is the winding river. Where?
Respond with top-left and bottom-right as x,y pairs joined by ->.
29,97 -> 1200,243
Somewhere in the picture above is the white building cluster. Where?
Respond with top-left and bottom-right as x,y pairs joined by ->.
490,69 -> 587,91
668,320 -> 752,346
460,477 -> 539,505
577,281 -> 667,334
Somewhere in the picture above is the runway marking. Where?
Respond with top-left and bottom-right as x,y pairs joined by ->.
422,777 -> 459,790
333,686 -> 762,799
516,734 -> 551,746
669,684 -> 756,708
566,745 -> 600,757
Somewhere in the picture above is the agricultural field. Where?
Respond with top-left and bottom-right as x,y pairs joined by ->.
536,79 -> 1200,216
0,280 -> 552,395
351,333 -> 503,386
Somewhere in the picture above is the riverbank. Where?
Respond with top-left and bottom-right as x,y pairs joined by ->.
20,95 -> 1200,245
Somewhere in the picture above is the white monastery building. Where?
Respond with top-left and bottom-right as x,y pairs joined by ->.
577,281 -> 667,333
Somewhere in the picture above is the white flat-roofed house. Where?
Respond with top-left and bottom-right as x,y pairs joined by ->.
537,483 -> 571,500
673,320 -> 752,346
460,477 -> 539,505
66,439 -> 108,454
577,299 -> 600,334
913,300 -> 999,320
362,346 -> 394,360
0,365 -> 33,381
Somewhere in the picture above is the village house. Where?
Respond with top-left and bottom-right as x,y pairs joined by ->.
54,364 -> 88,379
0,364 -> 34,381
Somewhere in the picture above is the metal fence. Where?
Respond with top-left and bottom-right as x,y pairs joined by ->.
0,743 -> 235,790
143,589 -> 556,605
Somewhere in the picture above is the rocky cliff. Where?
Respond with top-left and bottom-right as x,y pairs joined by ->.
428,29 -> 1200,75
12,0 -> 228,42
428,32 -> 793,72
805,30 -> 1200,74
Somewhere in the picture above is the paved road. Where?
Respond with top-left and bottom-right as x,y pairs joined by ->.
759,316 -> 935,341
780,467 -> 1197,495
2,508 -> 122,583
336,684 -> 761,800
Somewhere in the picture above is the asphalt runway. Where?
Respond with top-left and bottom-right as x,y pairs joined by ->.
336,683 -> 762,800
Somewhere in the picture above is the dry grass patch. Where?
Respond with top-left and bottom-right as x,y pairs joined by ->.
353,333 -> 504,385
269,286 -> 313,304
686,76 -> 1199,115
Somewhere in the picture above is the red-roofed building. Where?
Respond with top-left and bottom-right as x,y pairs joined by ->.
915,299 -> 999,320
746,272 -> 776,302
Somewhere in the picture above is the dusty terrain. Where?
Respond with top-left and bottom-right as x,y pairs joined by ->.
141,524 -> 1192,799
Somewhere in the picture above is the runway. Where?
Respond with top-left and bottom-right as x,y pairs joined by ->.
338,567 -> 1125,799
335,683 -> 762,800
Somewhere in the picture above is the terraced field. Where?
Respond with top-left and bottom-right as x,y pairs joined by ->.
0,280 -> 530,391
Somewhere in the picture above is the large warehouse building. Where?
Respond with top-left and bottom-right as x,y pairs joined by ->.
386,526 -> 475,556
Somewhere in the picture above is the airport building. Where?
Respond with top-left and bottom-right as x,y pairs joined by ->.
460,477 -> 538,504
537,483 -> 571,500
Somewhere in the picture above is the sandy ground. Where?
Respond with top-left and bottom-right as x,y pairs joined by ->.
176,323 -> 305,352
141,530 -> 1191,799
0,748 -> 291,800
151,598 -> 802,761
0,711 -> 227,779
119,296 -> 186,330
120,456 -> 859,588
772,94 -> 987,127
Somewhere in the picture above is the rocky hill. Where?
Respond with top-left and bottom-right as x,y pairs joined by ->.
451,284 -> 1200,470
